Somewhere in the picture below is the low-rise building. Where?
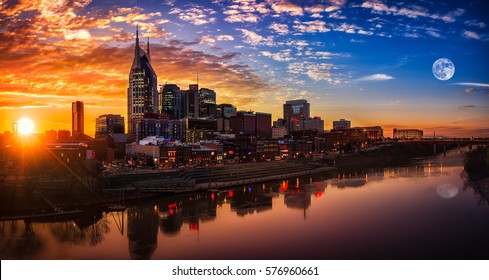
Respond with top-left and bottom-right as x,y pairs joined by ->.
393,128 -> 423,139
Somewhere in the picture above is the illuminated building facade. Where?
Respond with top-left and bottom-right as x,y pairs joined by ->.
393,128 -> 423,139
159,84 -> 182,119
283,99 -> 310,133
128,28 -> 158,137
199,88 -> 217,118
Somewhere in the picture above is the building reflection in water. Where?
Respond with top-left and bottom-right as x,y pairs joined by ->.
0,209 -> 107,259
280,178 -> 327,219
48,210 -> 106,247
157,192 -> 219,237
230,185 -> 272,216
0,221 -> 42,259
127,205 -> 158,259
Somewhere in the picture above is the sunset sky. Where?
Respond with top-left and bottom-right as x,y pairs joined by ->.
1,0 -> 488,137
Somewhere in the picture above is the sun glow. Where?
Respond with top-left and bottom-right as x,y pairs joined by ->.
17,117 -> 35,135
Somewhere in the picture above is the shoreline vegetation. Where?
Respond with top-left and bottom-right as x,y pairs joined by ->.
0,142 -> 478,218
463,145 -> 489,205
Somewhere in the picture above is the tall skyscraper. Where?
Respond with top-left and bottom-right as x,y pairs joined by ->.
199,88 -> 217,118
182,84 -> 199,118
159,84 -> 182,119
72,101 -> 84,136
128,28 -> 158,137
283,99 -> 310,133
283,99 -> 310,120
255,112 -> 272,138
230,111 -> 256,135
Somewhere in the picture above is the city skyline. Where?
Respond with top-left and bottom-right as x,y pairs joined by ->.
1,0 -> 488,137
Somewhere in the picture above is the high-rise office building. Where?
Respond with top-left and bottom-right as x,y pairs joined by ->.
95,114 -> 125,137
217,103 -> 237,118
128,28 -> 158,137
72,101 -> 84,136
283,99 -> 310,133
159,84 -> 182,119
230,111 -> 256,135
283,99 -> 310,120
182,84 -> 200,118
255,112 -> 272,138
199,88 -> 217,118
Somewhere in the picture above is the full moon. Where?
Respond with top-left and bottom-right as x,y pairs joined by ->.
436,183 -> 459,199
432,58 -> 455,81
17,117 -> 35,135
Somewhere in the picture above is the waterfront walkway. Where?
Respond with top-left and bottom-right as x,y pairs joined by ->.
103,160 -> 335,193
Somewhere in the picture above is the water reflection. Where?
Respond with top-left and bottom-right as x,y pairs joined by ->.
1,148 -> 489,259
127,205 -> 158,259
231,186 -> 272,216
0,209 -> 108,259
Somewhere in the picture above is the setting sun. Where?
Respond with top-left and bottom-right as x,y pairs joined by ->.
17,117 -> 35,135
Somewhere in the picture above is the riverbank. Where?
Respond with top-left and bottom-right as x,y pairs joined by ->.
103,160 -> 336,193
463,145 -> 489,204
334,142 -> 461,171
0,142 -> 473,217
0,160 -> 336,217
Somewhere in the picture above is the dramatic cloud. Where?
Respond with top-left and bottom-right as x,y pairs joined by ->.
269,23 -> 290,35
458,105 -> 476,110
0,0 -> 487,137
222,0 -> 269,22
216,35 -> 235,41
224,13 -> 260,23
288,62 -> 343,84
270,1 -> 303,16
169,6 -> 216,25
293,19 -> 330,33
426,30 -> 443,38
462,30 -> 480,40
464,20 -> 486,29
355,74 -> 395,81
261,49 -> 293,62
237,28 -> 274,46
361,1 -> 465,23
453,82 -> 489,87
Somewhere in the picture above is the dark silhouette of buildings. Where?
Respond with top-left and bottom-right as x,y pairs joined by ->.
182,84 -> 200,118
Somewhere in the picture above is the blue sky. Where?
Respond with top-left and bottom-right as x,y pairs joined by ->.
0,0 -> 488,136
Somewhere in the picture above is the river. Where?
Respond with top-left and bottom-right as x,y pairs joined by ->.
1,148 -> 488,259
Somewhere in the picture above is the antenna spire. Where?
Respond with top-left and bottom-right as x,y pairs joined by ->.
147,36 -> 150,61
135,26 -> 141,68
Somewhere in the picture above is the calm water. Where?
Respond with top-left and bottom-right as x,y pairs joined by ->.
2,148 -> 488,259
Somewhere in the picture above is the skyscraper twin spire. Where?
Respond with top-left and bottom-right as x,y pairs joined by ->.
128,27 -> 158,137
134,26 -> 151,68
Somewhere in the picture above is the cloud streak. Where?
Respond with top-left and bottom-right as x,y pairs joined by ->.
355,74 -> 395,82
453,82 -> 489,87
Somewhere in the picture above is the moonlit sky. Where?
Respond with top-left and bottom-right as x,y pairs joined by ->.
1,0 -> 488,137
